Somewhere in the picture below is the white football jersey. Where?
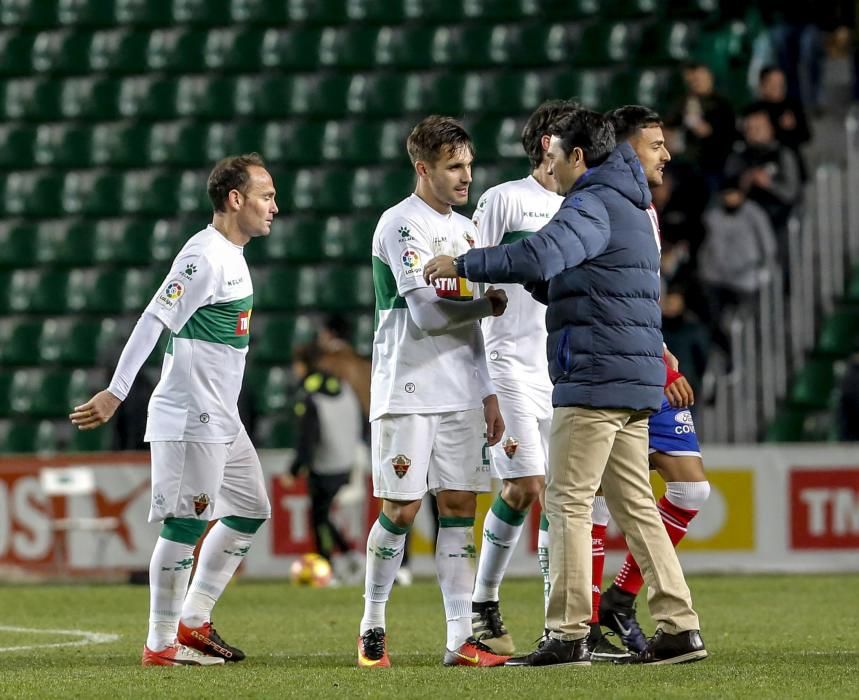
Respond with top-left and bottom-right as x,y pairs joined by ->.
472,176 -> 562,401
144,225 -> 253,443
370,194 -> 488,420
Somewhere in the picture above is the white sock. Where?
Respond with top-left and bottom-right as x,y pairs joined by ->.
360,516 -> 407,635
473,496 -> 527,604
592,495 -> 611,527
436,518 -> 476,651
147,537 -> 196,650
180,521 -> 255,628
537,514 -> 550,617
665,481 -> 711,511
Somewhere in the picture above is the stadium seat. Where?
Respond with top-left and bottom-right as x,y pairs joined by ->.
260,27 -> 323,70
5,171 -> 64,217
289,74 -> 352,118
289,168 -> 348,214
352,312 -> 374,357
549,68 -> 621,111
146,28 -> 207,72
175,75 -> 238,119
0,318 -> 45,367
0,31 -> 36,76
112,267 -> 165,313
178,170 -> 210,215
604,0 -> 667,17
88,28 -> 149,73
345,0 -> 408,22
286,0 -> 348,24
206,122 -> 265,162
277,217 -> 327,262
62,170 -> 123,216
1,0 -> 58,28
316,265 -> 375,311
254,414 -> 296,449
151,218 -> 195,263
90,121 -> 151,167
351,167 -> 414,211
118,76 -> 178,119
507,23 -> 588,66
8,270 -> 70,314
431,25 -> 500,68
93,219 -> 157,265
60,76 -> 122,119
173,0 -> 232,24
0,419 -> 58,454
570,20 -> 643,67
844,265 -> 859,302
4,78 -> 63,121
0,221 -> 39,268
204,27 -> 263,71
244,365 -> 293,415
790,358 -> 835,410
11,368 -> 96,418
463,0 -> 541,20
230,0 -> 290,23
31,29 -> 93,74
0,123 -> 35,167
319,26 -> 382,70
39,317 -> 120,366
234,75 -> 293,118
541,0 -> 600,20
321,120 -> 383,164
34,123 -> 91,168
402,0 -> 467,21
346,72 -> 410,117
404,72 -> 468,114
66,268 -> 129,314
251,313 -> 317,363
255,266 -> 320,311
374,26 -> 436,70
263,121 -> 326,166
68,423 -> 115,452
115,0 -> 168,25
35,220 -> 97,266
57,0 -> 118,25
765,407 -> 807,442
462,70 -> 548,115
121,170 -> 181,215
149,120 -> 208,165
321,215 -> 376,262
638,19 -> 701,64
613,67 -> 686,112
815,307 -> 859,357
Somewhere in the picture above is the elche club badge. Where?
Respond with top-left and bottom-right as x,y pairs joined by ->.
193,492 -> 210,515
391,454 -> 411,478
503,437 -> 519,459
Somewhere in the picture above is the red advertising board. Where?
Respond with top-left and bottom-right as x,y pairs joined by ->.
790,468 -> 859,549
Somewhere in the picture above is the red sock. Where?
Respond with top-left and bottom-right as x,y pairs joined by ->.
591,523 -> 607,623
613,496 -> 698,596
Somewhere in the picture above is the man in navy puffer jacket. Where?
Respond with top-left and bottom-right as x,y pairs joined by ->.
425,109 -> 705,666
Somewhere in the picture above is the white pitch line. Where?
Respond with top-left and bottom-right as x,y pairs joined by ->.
0,626 -> 119,652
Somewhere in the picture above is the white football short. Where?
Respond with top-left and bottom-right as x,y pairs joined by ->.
371,408 -> 491,500
489,380 -> 552,480
148,426 -> 271,522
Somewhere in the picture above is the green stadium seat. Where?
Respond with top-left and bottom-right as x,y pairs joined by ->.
0,420 -> 58,454
260,27 -> 322,70
0,318 -> 45,367
58,0 -> 118,25
404,72 -> 468,114
613,68 -> 686,111
11,368 -> 96,418
571,21 -> 643,67
0,271 -> 8,311
288,168 -> 350,214
34,123 -> 91,167
5,171 -> 64,217
130,266 -> 169,313
178,170 -> 210,215
62,170 -> 123,216
175,75 -> 237,119
352,312 -> 374,357
605,0 -> 667,17
0,124 -> 35,167
35,220 -> 97,266
7,270 -> 69,314
845,266 -> 859,302
152,218 -> 195,263
235,75 -> 293,118
351,167 -> 414,210
286,0 -> 348,23
289,74 -> 351,118
319,26 -> 382,70
31,29 -> 93,74
89,28 -> 149,73
119,76 -> 178,119
4,78 -> 63,120
66,268 -> 129,314
251,313 -> 317,363
1,0 -> 58,28
244,365 -> 293,415
121,170 -> 181,215
322,215 -> 376,261
816,307 -> 859,356
462,70 -> 548,114
467,116 -> 522,159
173,0 -> 232,24
277,217 -> 327,262
345,0 -> 408,22
230,0 -> 290,23
91,121 -> 151,167
638,19 -> 701,64
549,68 -> 620,111
541,0 -> 599,20
765,406 -> 807,442
255,266 -> 320,311
39,317 -> 120,366
0,31 -> 37,76
204,27 -> 263,71
115,0 -> 171,25
320,120 -> 383,164
255,415 -> 296,449
508,23 -> 587,67
60,76 -> 121,119
790,358 -> 835,410
346,73 -> 410,117
374,26 -> 436,70
93,218 -> 159,264
402,0 -> 467,21
431,25 -> 499,68
146,28 -> 207,72
0,221 -> 39,268
149,120 -> 208,166
206,122 -> 265,162
68,423 -> 114,452
263,121 -> 326,165
317,265 -> 374,311
665,0 -> 719,18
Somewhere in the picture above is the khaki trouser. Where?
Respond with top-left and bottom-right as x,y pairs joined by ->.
545,406 -> 700,641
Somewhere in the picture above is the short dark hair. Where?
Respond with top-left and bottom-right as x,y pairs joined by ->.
606,105 -> 663,142
521,99 -> 580,170
758,65 -> 781,84
207,153 -> 266,212
406,115 -> 474,165
547,109 -> 615,167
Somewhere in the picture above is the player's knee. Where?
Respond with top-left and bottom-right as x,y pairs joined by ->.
665,481 -> 711,512
502,478 -> 543,511
160,517 -> 208,545
436,491 -> 477,518
382,499 -> 421,528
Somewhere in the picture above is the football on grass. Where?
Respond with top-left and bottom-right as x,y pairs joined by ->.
289,553 -> 333,587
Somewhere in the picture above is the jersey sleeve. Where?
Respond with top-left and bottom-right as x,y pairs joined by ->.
471,187 -> 509,248
144,250 -> 218,333
375,216 -> 435,296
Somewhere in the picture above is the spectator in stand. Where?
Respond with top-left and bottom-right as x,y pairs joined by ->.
667,63 -> 739,193
747,65 -> 812,181
660,286 -> 710,404
697,177 -> 778,354
316,314 -> 371,426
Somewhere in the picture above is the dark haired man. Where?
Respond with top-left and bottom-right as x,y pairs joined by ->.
425,109 -> 706,666
70,154 -> 278,666
357,116 -> 510,668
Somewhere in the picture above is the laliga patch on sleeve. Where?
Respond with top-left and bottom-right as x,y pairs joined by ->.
156,279 -> 185,309
401,249 -> 422,276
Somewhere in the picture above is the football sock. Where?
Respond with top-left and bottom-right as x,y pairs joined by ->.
146,536 -> 197,650
472,495 -> 527,603
590,496 -> 610,624
181,520 -> 257,628
360,513 -> 408,635
436,516 -> 476,651
614,481 -> 710,596
537,513 -> 550,615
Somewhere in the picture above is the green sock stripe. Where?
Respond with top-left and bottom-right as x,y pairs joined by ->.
438,516 -> 475,528
160,517 -> 207,545
220,516 -> 265,534
539,513 -> 550,531
490,495 -> 528,526
379,512 -> 410,535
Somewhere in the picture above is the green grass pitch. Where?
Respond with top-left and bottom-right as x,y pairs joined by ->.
0,575 -> 856,699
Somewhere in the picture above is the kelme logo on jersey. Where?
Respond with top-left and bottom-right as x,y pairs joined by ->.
434,276 -> 473,300
401,249 -> 421,275
391,454 -> 411,478
398,225 -> 413,242
181,263 -> 197,280
156,279 -> 185,309
503,436 -> 519,459
235,309 -> 252,336
193,492 -> 210,516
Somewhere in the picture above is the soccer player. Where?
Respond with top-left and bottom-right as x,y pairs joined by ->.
357,116 -> 510,669
593,106 -> 711,655
69,154 -> 278,666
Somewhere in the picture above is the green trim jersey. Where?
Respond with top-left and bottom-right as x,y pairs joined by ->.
370,194 -> 487,420
144,225 -> 253,443
472,176 -> 563,399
